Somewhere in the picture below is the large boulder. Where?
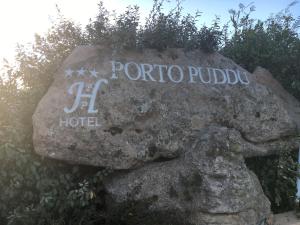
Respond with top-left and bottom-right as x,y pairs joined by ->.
32,46 -> 300,225
33,46 -> 300,168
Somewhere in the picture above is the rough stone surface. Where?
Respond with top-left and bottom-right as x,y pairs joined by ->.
33,46 -> 300,168
33,46 -> 300,225
274,211 -> 300,225
104,126 -> 272,225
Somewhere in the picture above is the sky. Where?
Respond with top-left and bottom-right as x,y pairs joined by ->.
0,0 -> 299,66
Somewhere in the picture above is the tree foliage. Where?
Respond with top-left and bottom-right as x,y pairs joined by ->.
222,1 -> 300,99
221,1 -> 300,213
0,0 -> 300,224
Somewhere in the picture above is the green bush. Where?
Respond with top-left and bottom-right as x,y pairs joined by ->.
246,150 -> 299,213
0,1 -> 300,224
222,1 -> 300,212
222,1 -> 300,98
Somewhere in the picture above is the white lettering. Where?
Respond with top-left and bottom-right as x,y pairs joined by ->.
153,64 -> 167,83
111,61 -> 124,79
225,69 -> 238,85
124,62 -> 142,80
199,68 -> 212,84
78,117 -> 85,126
109,62 -> 250,85
212,68 -> 227,84
88,117 -> 95,127
167,65 -> 184,83
188,66 -> 198,83
59,117 -> 68,127
64,79 -> 108,114
237,70 -> 250,85
59,117 -> 101,127
69,117 -> 79,127
141,63 -> 156,82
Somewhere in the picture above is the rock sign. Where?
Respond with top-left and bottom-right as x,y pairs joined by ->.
33,46 -> 300,225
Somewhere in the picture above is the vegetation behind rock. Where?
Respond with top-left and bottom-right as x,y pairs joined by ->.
0,0 -> 300,224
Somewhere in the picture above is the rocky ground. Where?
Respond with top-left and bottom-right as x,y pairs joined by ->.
274,211 -> 300,225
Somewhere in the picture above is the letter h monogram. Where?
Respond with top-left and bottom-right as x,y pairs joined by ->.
64,79 -> 108,114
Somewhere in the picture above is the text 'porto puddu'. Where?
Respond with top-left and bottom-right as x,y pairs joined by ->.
111,61 -> 249,85
60,60 -> 250,128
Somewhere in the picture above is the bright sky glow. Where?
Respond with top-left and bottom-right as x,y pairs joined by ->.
0,0 -> 299,67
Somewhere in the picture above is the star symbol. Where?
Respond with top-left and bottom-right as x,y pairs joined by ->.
77,67 -> 86,77
89,68 -> 98,78
65,68 -> 73,78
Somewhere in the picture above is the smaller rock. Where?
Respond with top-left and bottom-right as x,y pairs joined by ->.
104,126 -> 272,225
